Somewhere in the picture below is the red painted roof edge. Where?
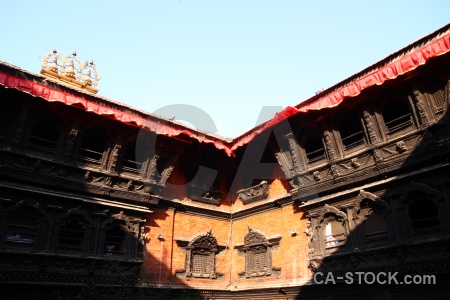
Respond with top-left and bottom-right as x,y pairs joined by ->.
230,23 -> 450,151
1,24 -> 450,156
0,64 -> 236,156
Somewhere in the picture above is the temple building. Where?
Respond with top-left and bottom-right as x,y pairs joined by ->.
1,23 -> 450,299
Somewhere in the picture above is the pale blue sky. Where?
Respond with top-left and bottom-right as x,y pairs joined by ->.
1,1 -> 449,138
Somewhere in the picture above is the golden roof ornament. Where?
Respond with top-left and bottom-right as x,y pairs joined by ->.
39,49 -> 101,94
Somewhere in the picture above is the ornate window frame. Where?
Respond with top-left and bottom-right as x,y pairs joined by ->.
376,88 -> 416,139
235,226 -> 281,278
1,199 -> 47,252
54,208 -> 94,254
333,108 -> 367,155
400,181 -> 443,236
307,204 -> 349,258
175,228 -> 225,279
26,113 -> 65,155
353,190 -> 391,244
77,125 -> 112,167
100,211 -> 142,259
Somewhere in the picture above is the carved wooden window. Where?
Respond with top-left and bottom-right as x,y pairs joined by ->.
103,222 -> 127,256
175,229 -> 224,279
304,134 -> 325,162
191,250 -> 213,275
380,92 -> 413,134
121,144 -> 144,173
29,116 -> 62,152
324,217 -> 346,249
429,80 -> 446,112
363,211 -> 388,241
248,245 -> 268,273
235,227 -> 281,278
5,208 -> 39,249
79,126 -> 108,163
58,218 -> 85,252
337,110 -> 365,150
408,196 -> 440,234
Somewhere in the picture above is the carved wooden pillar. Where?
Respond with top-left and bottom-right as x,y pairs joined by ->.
362,110 -> 378,144
341,204 -> 359,251
412,90 -> 431,126
145,154 -> 159,182
392,198 -> 410,241
43,205 -> 62,252
63,122 -> 79,159
276,133 -> 294,176
108,136 -> 123,173
158,153 -> 180,185
314,221 -> 324,257
12,105 -> 30,146
286,132 -> 305,173
307,213 -> 321,258
323,130 -> 336,160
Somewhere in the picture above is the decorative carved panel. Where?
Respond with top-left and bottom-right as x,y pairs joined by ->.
237,181 -> 269,204
190,185 -> 223,205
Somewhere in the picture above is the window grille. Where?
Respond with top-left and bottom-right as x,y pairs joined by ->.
79,127 -> 108,162
304,135 -> 325,162
5,212 -> 38,248
381,98 -> 412,133
29,120 -> 60,152
409,197 -> 440,233
104,224 -> 126,255
58,218 -> 85,251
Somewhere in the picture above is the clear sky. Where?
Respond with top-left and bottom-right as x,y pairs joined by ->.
1,1 -> 449,138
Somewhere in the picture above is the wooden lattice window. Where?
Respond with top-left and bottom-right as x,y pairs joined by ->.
429,81 -> 446,112
29,118 -> 62,152
175,229 -> 223,279
58,218 -> 85,251
380,94 -> 412,134
409,196 -> 440,234
249,246 -> 268,272
236,227 -> 281,278
363,211 -> 388,241
337,110 -> 365,150
79,127 -> 108,163
325,218 -> 346,248
5,209 -> 39,249
191,252 -> 212,274
104,223 -> 126,256
304,134 -> 325,162
121,144 -> 144,173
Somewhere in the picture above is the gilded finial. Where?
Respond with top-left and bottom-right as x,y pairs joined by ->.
65,60 -> 76,79
39,49 -> 101,94
49,57 -> 58,73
